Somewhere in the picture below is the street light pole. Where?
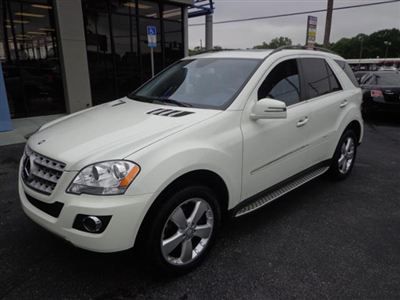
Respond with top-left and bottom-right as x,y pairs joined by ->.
324,0 -> 334,47
384,41 -> 391,59
358,37 -> 363,70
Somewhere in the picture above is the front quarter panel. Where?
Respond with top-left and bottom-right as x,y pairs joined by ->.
124,111 -> 243,210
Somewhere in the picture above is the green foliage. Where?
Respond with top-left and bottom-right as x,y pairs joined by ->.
189,45 -> 225,56
253,37 -> 293,49
330,28 -> 400,59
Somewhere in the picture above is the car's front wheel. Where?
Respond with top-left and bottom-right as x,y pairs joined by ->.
140,185 -> 221,275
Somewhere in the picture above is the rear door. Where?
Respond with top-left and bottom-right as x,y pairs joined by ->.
298,57 -> 351,163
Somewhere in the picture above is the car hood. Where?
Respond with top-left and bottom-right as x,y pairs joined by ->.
28,98 -> 221,171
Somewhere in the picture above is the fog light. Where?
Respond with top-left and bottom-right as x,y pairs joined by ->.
83,216 -> 102,233
73,214 -> 112,234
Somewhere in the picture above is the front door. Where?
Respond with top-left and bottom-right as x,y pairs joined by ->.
241,58 -> 315,200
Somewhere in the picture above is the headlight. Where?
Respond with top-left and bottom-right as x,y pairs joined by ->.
67,161 -> 140,195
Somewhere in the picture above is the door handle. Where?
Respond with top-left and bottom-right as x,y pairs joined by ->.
296,117 -> 309,127
340,99 -> 348,108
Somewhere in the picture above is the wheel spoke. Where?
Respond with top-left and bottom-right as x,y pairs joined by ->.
188,200 -> 208,225
180,239 -> 193,263
345,138 -> 352,152
170,207 -> 187,230
194,224 -> 212,239
338,155 -> 346,167
162,232 -> 185,255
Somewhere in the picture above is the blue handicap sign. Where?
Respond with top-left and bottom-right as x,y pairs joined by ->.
147,25 -> 157,48
147,26 -> 157,36
0,63 -> 12,132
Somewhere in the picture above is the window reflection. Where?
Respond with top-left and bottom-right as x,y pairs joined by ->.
83,0 -> 185,105
84,0 -> 116,103
0,0 -> 65,118
163,5 -> 183,67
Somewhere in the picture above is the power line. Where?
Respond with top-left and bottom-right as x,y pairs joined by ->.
189,0 -> 400,26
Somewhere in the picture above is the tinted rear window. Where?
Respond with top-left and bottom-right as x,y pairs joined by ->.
335,60 -> 359,87
365,72 -> 400,86
300,58 -> 342,99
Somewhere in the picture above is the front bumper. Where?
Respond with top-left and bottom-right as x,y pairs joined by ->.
19,177 -> 152,253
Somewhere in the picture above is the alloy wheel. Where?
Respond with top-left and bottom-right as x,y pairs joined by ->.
338,136 -> 355,174
160,198 -> 214,266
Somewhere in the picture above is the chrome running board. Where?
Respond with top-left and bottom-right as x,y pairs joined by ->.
234,166 -> 329,217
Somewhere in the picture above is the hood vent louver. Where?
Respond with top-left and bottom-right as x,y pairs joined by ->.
147,108 -> 194,117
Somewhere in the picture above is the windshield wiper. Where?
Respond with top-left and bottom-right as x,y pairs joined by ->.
128,94 -> 154,103
128,94 -> 192,107
153,97 -> 192,107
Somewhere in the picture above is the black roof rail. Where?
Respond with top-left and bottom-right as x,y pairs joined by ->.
264,45 -> 337,61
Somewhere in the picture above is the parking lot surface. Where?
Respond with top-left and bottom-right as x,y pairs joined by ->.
1,118 -> 400,299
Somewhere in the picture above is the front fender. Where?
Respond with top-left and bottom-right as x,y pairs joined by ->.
127,145 -> 241,210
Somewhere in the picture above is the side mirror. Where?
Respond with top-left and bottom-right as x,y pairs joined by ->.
250,98 -> 287,120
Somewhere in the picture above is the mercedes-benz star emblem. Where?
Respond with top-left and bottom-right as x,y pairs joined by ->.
24,156 -> 31,178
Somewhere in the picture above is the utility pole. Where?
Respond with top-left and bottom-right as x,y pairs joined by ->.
358,37 -> 364,70
205,14 -> 213,51
384,41 -> 392,59
323,0 -> 334,47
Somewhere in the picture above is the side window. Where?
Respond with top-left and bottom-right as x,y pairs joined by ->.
327,63 -> 342,92
335,59 -> 359,87
301,58 -> 342,99
258,59 -> 301,106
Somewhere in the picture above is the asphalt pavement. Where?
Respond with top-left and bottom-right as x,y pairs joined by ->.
1,117 -> 400,299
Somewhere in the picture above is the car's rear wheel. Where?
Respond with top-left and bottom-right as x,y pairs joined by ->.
140,185 -> 221,275
329,129 -> 358,180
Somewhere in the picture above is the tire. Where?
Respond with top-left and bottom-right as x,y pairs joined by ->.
329,129 -> 358,180
139,185 -> 221,275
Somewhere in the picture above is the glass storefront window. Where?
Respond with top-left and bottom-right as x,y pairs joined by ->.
163,4 -> 183,67
0,0 -> 65,118
111,0 -> 140,98
83,0 -> 185,106
84,0 -> 115,104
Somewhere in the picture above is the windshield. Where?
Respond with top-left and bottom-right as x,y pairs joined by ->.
129,58 -> 261,109
365,72 -> 400,86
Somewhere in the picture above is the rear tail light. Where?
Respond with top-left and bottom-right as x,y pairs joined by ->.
370,90 -> 383,97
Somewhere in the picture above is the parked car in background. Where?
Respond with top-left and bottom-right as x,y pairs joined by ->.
360,71 -> 400,116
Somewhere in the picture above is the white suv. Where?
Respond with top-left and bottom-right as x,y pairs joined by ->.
19,48 -> 363,273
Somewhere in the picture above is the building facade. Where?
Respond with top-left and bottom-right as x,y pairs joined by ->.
0,0 -> 191,118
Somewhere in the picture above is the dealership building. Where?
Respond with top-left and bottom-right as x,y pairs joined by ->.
0,0 -> 193,119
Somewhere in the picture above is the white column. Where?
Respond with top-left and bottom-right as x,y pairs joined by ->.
54,0 -> 92,113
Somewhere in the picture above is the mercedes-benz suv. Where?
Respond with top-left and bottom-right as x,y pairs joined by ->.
19,48 -> 363,274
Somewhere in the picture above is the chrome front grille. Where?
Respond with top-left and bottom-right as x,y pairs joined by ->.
22,147 -> 66,195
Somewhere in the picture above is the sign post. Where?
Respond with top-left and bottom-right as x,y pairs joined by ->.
0,63 -> 12,132
147,25 -> 157,77
306,16 -> 318,48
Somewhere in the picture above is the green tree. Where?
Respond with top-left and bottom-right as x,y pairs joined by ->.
253,37 -> 292,49
189,45 -> 225,56
330,29 -> 400,59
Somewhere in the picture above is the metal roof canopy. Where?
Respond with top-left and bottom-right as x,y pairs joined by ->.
168,0 -> 195,5
189,0 -> 214,18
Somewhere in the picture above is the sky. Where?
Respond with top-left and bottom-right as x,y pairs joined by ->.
188,0 -> 400,49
